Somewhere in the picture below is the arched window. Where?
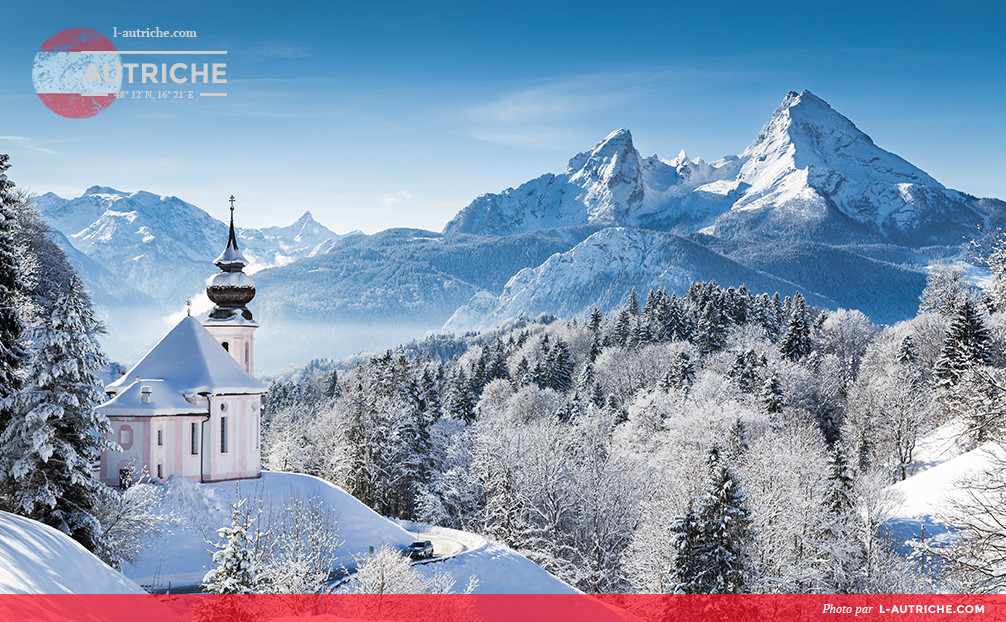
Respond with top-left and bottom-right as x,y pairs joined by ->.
244,342 -> 250,370
118,426 -> 133,448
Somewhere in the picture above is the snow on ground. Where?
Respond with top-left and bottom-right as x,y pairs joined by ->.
0,511 -> 143,594
391,521 -> 578,595
890,443 -> 1003,518
909,417 -> 972,475
124,471 -> 414,590
884,419 -> 1005,555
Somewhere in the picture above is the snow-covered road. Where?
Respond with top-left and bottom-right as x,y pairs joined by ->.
420,532 -> 467,559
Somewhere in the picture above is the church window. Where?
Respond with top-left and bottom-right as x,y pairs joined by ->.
191,422 -> 198,454
221,417 -> 228,453
118,426 -> 132,447
222,341 -> 229,352
157,429 -> 163,446
157,464 -> 163,479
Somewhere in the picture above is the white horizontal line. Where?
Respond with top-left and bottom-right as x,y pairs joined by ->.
82,51 -> 228,55
200,93 -> 228,97
81,93 -> 110,97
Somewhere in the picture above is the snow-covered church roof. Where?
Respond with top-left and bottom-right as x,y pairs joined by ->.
105,316 -> 267,398
96,379 -> 204,417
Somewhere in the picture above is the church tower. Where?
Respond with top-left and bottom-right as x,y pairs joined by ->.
203,196 -> 258,373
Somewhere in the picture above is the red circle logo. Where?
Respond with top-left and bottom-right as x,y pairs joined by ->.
33,28 -> 121,118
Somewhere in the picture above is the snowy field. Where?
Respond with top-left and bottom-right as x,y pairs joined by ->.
885,418 -> 1004,561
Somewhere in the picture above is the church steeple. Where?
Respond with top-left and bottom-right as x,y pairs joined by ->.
206,196 -> 256,321
214,195 -> 249,272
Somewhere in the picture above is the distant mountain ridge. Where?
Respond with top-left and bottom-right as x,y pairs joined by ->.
37,90 -> 1006,369
36,186 -> 344,307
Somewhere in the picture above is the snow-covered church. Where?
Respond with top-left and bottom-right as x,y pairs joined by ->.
96,203 -> 267,486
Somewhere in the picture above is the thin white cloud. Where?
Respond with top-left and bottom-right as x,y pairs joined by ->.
462,66 -> 746,149
0,136 -> 60,155
381,190 -> 412,206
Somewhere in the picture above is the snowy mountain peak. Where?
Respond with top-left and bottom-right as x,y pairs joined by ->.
84,185 -> 124,196
752,89 -> 875,155
712,90 -> 977,244
565,127 -> 635,174
740,89 -> 934,185
595,127 -> 633,151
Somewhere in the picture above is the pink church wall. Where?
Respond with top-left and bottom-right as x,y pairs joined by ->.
99,394 -> 262,486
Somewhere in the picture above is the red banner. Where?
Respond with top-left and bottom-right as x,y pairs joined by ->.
0,594 -> 998,622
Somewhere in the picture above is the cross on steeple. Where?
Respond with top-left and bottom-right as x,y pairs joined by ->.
229,195 -> 236,211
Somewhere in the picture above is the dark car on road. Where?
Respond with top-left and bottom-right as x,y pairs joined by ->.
405,540 -> 434,560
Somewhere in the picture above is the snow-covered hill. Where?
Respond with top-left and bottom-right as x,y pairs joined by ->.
388,523 -> 578,595
125,471 -> 416,589
444,227 -> 836,332
126,471 -> 572,595
0,511 -> 143,594
883,420 -> 1001,570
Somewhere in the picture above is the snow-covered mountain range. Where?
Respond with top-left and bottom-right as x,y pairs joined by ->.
444,127 -> 743,236
446,90 -> 998,245
444,90 -> 1002,332
37,90 -> 1006,368
36,187 -> 344,307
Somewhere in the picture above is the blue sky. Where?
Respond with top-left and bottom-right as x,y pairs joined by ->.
2,0 -> 1005,232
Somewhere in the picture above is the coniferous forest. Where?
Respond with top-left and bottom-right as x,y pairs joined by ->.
261,257 -> 1006,594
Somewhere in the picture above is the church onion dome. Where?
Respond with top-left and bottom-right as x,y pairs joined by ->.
206,196 -> 256,320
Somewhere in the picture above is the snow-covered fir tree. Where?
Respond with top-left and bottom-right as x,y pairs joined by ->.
935,298 -> 991,388
203,496 -> 260,594
0,277 -> 115,551
674,445 -> 753,593
0,155 -> 26,434
779,292 -> 812,361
